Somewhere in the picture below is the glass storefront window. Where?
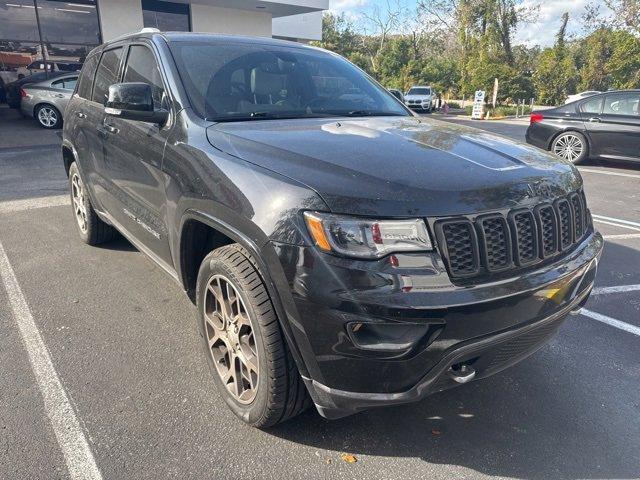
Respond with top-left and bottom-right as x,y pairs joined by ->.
142,0 -> 190,32
0,0 -> 99,88
0,0 -> 39,42
38,0 -> 100,45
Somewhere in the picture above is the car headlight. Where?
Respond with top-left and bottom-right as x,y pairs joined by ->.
303,211 -> 433,259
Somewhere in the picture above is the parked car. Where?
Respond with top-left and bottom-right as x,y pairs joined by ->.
20,73 -> 78,128
16,60 -> 83,79
63,31 -> 602,427
0,76 -> 6,104
565,90 -> 600,104
388,88 -> 404,103
5,71 -> 71,109
526,90 -> 640,164
404,85 -> 434,112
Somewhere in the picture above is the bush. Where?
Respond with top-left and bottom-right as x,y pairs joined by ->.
444,101 -> 461,109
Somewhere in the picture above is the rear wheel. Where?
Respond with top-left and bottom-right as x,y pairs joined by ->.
68,162 -> 115,245
551,132 -> 588,164
196,244 -> 310,427
35,104 -> 62,129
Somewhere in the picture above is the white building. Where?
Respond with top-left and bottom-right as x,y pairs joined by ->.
0,0 -> 327,78
99,0 -> 327,42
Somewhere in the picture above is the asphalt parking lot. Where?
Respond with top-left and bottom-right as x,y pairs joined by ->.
1,106 -> 639,480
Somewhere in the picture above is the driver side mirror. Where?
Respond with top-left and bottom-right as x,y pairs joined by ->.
105,82 -> 168,124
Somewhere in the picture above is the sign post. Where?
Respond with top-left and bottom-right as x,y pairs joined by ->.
471,90 -> 485,120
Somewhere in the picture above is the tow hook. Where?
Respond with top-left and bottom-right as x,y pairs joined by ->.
448,364 -> 476,384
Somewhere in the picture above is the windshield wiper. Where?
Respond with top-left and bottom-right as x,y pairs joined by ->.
208,111 -> 337,122
344,110 -> 406,117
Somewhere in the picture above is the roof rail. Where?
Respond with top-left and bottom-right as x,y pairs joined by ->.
109,27 -> 161,43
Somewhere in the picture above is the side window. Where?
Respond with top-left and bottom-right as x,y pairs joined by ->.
603,93 -> 640,116
581,96 -> 603,114
123,45 -> 165,107
52,77 -> 78,90
92,47 -> 124,104
76,55 -> 99,99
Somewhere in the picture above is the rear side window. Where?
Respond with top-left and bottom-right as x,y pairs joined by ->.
580,96 -> 603,114
92,47 -> 124,104
52,77 -> 78,90
76,55 -> 99,99
603,92 -> 640,116
123,45 -> 165,106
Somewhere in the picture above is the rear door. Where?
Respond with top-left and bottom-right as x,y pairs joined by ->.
99,42 -> 173,265
49,75 -> 77,115
65,53 -> 99,187
581,92 -> 640,161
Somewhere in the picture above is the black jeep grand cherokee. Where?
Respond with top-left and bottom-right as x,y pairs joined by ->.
62,31 -> 603,427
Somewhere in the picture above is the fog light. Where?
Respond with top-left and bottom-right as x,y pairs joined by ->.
347,321 -> 430,352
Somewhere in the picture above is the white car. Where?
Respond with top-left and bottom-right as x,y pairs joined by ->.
565,91 -> 601,104
404,86 -> 434,112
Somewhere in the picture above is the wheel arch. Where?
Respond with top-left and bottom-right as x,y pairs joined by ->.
177,209 -> 312,379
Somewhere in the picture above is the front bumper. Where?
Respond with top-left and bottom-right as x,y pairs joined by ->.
305,285 -> 591,418
271,231 -> 602,418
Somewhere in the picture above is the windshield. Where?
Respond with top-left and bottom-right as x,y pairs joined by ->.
169,41 -> 409,121
407,87 -> 431,95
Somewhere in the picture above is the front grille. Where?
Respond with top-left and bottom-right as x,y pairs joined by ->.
435,191 -> 590,281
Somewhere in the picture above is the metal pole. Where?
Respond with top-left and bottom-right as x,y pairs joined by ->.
32,0 -> 49,79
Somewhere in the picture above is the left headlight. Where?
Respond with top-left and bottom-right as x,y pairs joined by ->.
303,211 -> 433,259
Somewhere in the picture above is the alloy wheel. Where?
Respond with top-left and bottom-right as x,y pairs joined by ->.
553,134 -> 584,163
71,173 -> 88,233
38,106 -> 58,127
204,275 -> 259,404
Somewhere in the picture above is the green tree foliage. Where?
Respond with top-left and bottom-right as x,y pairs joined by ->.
313,6 -> 639,106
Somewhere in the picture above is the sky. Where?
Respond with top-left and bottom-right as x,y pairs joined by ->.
328,0 -> 606,47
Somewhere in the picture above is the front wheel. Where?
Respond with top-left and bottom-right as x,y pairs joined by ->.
196,244 -> 310,427
551,132 -> 588,164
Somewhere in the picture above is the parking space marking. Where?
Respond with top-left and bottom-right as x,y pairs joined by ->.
603,233 -> 640,240
593,284 -> 640,295
593,219 -> 640,232
593,214 -> 640,228
0,195 -> 70,214
581,309 -> 640,336
0,239 -> 103,480
579,168 -> 640,179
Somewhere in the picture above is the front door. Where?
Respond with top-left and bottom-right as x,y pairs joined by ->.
100,43 -> 173,266
581,92 -> 640,161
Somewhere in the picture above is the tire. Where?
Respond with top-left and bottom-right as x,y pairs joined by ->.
551,131 -> 588,164
35,104 -> 63,129
68,162 -> 116,245
196,244 -> 310,428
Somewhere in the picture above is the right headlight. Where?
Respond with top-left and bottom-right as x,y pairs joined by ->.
303,211 -> 433,259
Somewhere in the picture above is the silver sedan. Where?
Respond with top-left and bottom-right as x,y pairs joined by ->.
20,73 -> 78,129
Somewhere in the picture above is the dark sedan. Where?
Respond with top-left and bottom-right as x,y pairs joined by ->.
526,90 -> 640,164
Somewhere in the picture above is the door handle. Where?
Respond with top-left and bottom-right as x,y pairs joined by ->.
588,117 -> 601,123
103,123 -> 119,134
76,112 -> 87,119
54,93 -> 65,98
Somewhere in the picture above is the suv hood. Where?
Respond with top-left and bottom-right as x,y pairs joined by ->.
206,116 -> 581,217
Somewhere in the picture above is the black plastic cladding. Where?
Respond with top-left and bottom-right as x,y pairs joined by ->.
435,190 -> 589,281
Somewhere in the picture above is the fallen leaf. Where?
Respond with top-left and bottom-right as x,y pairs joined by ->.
431,428 -> 442,436
340,453 -> 357,463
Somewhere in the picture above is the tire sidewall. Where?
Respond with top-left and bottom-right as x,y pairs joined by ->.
68,162 -> 92,243
552,132 -> 588,164
196,253 -> 271,425
36,104 -> 62,129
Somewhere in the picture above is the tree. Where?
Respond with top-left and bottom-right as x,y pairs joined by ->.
533,13 -> 577,105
